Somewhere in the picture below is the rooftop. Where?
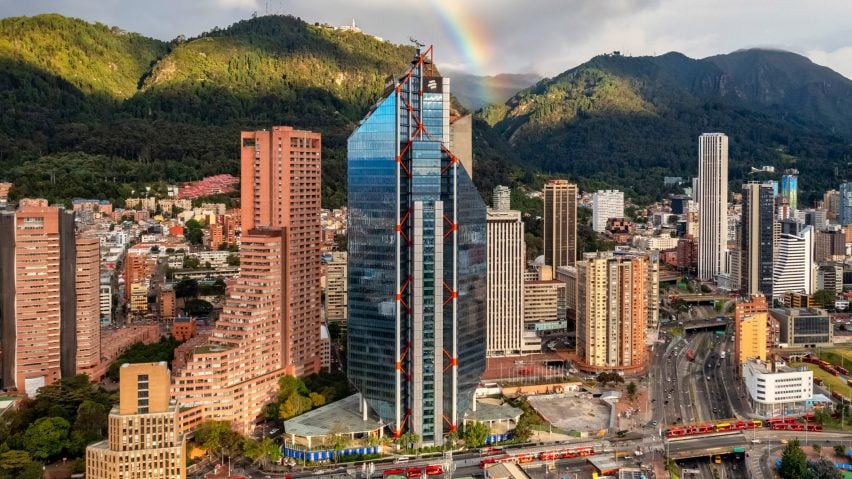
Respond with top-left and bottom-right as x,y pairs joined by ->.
464,400 -> 523,423
745,358 -> 808,375
283,393 -> 384,439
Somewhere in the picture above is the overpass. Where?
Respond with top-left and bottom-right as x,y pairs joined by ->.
664,430 -> 852,460
668,294 -> 731,304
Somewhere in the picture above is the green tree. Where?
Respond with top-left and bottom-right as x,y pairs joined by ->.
74,400 -> 108,439
398,431 -> 420,452
812,289 -> 837,307
0,450 -> 32,472
834,444 -> 846,457
779,439 -> 809,479
309,392 -> 326,408
626,382 -> 637,402
23,417 -> 70,460
813,443 -> 822,456
279,393 -> 312,420
463,422 -> 490,449
184,298 -> 213,316
810,458 -> 842,479
194,421 -> 243,457
444,430 -> 459,451
277,375 -> 309,400
226,254 -> 240,266
512,415 -> 534,443
329,433 -> 347,462
174,278 -> 199,298
182,255 -> 201,269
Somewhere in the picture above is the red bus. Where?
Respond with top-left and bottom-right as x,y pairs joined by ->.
517,453 -> 535,463
406,467 -> 423,478
425,465 -> 444,476
384,469 -> 405,476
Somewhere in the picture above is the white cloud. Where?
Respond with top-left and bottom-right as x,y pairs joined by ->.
807,46 -> 852,80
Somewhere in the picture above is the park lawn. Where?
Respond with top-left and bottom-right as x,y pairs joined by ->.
790,362 -> 852,398
818,348 -> 852,368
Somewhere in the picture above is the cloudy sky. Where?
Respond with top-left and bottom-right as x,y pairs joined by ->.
2,0 -> 852,78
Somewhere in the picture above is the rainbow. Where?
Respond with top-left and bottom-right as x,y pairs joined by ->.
430,0 -> 498,107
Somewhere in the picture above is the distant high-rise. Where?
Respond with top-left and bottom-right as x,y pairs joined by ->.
780,171 -> 798,210
87,362 -> 186,479
325,251 -> 348,330
486,209 -> 525,356
592,190 -> 624,233
543,180 -> 578,268
772,222 -> 813,299
76,235 -> 101,378
823,189 -> 840,220
815,227 -> 846,262
840,182 -> 852,226
576,251 -> 655,371
347,46 -> 486,446
740,182 -> 774,296
240,126 -> 323,376
492,185 -> 511,211
697,133 -> 729,281
0,200 -> 77,395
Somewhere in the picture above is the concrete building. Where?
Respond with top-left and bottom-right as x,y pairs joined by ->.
743,358 -> 813,417
817,263 -> 844,295
734,296 -> 768,367
324,252 -> 348,329
171,318 -> 196,342
159,286 -> 176,321
824,189 -> 840,221
208,222 -> 224,251
130,282 -> 149,315
543,179 -> 578,268
740,182 -> 774,296
76,235 -> 101,378
449,113 -> 473,179
555,265 -> 577,317
697,133 -> 729,281
487,209 -> 525,356
592,190 -> 624,233
523,266 -> 565,333
124,244 -> 157,300
99,281 -> 112,324
86,362 -> 186,479
492,185 -> 511,211
347,50 -> 487,446
815,227 -> 847,262
780,171 -> 798,211
172,230 -> 288,434
240,126 -> 323,376
770,308 -> 833,347
772,223 -> 813,299
0,200 -> 77,395
576,251 -> 654,372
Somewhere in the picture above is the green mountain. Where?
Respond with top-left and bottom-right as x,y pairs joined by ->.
483,50 -> 852,203
448,72 -> 540,111
0,14 -> 417,208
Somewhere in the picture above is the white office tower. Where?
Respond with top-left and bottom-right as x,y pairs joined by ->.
697,133 -> 729,281
592,190 -> 624,233
772,223 -> 813,300
486,208 -> 525,356
492,185 -> 511,211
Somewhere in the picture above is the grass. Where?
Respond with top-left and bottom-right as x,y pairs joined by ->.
818,348 -> 852,368
790,362 -> 852,397
666,459 -> 681,479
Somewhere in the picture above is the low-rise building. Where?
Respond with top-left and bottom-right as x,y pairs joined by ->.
171,318 -> 197,342
770,308 -> 833,347
743,358 -> 813,417
523,266 -> 565,332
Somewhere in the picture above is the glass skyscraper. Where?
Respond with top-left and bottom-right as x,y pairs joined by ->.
347,46 -> 486,445
780,171 -> 798,210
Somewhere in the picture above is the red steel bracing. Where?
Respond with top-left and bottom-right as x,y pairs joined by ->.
394,409 -> 413,439
397,208 -> 412,245
396,276 -> 412,314
395,341 -> 412,382
442,214 -> 457,238
442,414 -> 457,432
442,280 -> 457,306
443,348 -> 457,372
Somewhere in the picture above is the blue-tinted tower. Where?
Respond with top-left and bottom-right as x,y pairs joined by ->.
781,170 -> 798,210
347,46 -> 487,445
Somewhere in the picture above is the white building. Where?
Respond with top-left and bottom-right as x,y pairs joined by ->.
743,358 -> 813,417
772,225 -> 813,299
698,133 -> 729,281
632,235 -> 678,251
99,275 -> 112,323
486,209 -> 526,356
492,185 -> 511,211
592,190 -> 624,233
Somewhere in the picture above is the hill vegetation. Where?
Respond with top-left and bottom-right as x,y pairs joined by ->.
483,50 -> 852,204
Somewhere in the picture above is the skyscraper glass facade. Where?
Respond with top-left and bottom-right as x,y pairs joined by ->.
347,47 -> 486,445
781,174 -> 798,210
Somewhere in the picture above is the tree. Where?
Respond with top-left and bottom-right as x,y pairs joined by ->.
174,278 -> 198,298
182,255 -> 201,269
512,415 -> 534,443
23,417 -> 70,460
329,433 -> 347,462
444,430 -> 459,451
812,289 -> 837,308
309,392 -> 326,408
398,431 -> 420,452
813,443 -> 822,456
226,254 -> 240,266
278,393 -> 312,420
194,421 -> 243,457
779,439 -> 809,479
810,458 -> 842,479
0,450 -> 32,472
463,422 -> 490,449
277,375 -> 309,399
626,382 -> 637,402
74,400 -> 108,440
834,444 -> 846,457
184,298 -> 213,316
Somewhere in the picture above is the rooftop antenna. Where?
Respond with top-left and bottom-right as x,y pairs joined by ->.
409,36 -> 425,49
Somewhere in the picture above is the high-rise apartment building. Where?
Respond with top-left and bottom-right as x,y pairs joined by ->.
76,235 -> 101,378
824,189 -> 840,220
780,171 -> 798,211
592,190 -> 624,233
492,185 -> 511,211
486,209 -> 524,356
576,251 -> 654,371
240,126 -> 322,376
124,245 -> 157,300
740,183 -> 774,296
0,200 -> 77,395
325,251 -> 348,329
172,230 -> 287,434
208,222 -> 224,251
87,362 -> 186,479
841,182 -> 852,226
734,295 -> 768,367
697,133 -> 729,281
772,223 -> 813,299
347,47 -> 487,446
543,180 -> 578,268
815,227 -> 847,262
